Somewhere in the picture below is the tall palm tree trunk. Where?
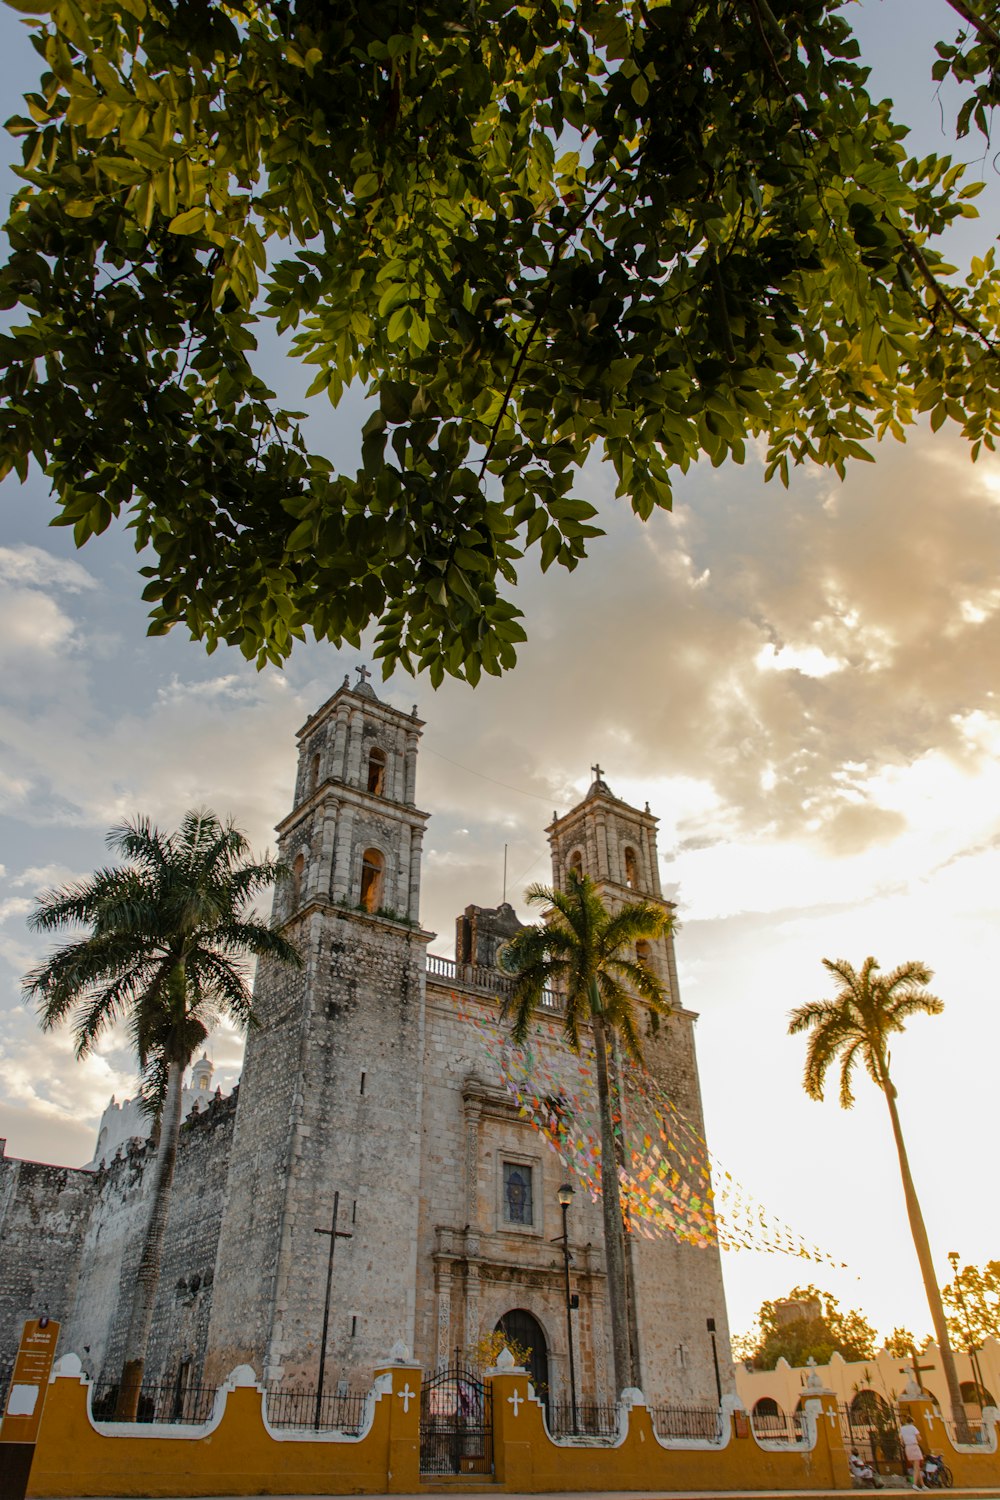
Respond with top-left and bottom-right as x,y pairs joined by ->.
610,1039 -> 643,1389
115,1058 -> 185,1419
591,1003 -> 634,1396
882,1069 -> 968,1439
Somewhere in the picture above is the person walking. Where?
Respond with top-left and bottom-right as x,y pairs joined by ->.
900,1418 -> 925,1488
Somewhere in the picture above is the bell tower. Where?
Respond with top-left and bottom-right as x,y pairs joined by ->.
204,669 -> 431,1386
545,769 -> 733,1404
546,766 -> 679,1002
277,665 -> 427,925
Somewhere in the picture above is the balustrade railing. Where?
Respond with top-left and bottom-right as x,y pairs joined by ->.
426,953 -> 563,1012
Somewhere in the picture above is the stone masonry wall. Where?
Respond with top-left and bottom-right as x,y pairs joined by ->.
60,1090 -> 235,1386
416,984 -> 613,1406
205,905 -> 427,1388
415,982 -> 733,1409
0,1142 -> 93,1375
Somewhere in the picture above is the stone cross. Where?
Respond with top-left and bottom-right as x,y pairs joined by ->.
356,664 -> 372,686
591,763 -> 603,781
507,1388 -> 523,1417
398,1383 -> 415,1413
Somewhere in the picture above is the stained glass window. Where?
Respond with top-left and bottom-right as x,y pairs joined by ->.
502,1162 -> 533,1225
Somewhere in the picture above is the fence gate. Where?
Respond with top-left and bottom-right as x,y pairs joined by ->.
420,1363 -> 493,1476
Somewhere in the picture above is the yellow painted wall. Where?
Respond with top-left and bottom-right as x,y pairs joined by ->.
898,1392 -> 1000,1489
26,1361 -> 1000,1496
489,1370 -> 850,1493
27,1363 -> 421,1499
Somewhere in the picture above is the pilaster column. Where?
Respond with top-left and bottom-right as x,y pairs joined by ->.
315,802 -> 338,899
664,926 -> 681,1006
607,817 -> 623,885
465,1256 -> 481,1353
464,1095 -> 482,1226
346,709 -> 363,785
595,810 -> 610,879
331,804 -> 356,903
331,704 -> 349,781
435,1266 -> 453,1368
407,828 -> 423,920
404,731 -> 419,806
642,821 -> 662,896
397,822 -> 411,915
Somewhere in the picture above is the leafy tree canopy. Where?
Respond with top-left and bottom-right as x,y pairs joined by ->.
738,1284 -> 877,1370
943,1259 -> 1000,1348
884,1326 -> 925,1359
2,0 -> 1000,683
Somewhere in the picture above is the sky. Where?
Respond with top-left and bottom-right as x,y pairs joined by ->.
1,1 -> 998,1356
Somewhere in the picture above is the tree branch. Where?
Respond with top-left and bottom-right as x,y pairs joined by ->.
904,235 -> 1000,351
943,0 -> 1000,50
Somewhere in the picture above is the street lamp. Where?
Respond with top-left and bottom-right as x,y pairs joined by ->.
948,1250 -> 988,1416
556,1182 -> 579,1434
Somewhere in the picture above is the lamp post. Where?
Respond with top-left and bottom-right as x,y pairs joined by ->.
557,1182 -> 579,1434
948,1250 -> 988,1415
706,1318 -> 722,1406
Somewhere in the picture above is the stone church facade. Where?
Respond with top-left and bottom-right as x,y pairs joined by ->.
0,673 -> 733,1409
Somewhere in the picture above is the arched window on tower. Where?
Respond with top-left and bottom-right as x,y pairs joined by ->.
360,848 -> 385,912
623,846 -> 639,890
636,939 -> 652,969
308,753 -> 321,796
367,747 -> 387,796
569,849 -> 584,880
291,852 -> 305,911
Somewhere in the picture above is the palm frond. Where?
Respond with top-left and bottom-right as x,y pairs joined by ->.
24,807 -> 297,1120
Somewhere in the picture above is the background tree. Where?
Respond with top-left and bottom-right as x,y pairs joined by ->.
884,1327 -> 926,1360
23,809 -> 302,1418
789,957 -> 968,1434
499,869 -> 670,1395
737,1285 -> 877,1370
943,1260 -> 1000,1347
3,2 -> 1000,682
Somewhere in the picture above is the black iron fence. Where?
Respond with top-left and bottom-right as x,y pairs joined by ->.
89,1380 -> 217,1425
546,1401 -> 620,1439
839,1403 -> 905,1475
264,1386 -> 369,1433
651,1403 -> 725,1443
420,1362 -> 493,1476
751,1409 -> 808,1443
944,1416 -> 989,1446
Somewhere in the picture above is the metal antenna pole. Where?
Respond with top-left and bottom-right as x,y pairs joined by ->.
502,844 -> 508,904
314,1191 -> 353,1430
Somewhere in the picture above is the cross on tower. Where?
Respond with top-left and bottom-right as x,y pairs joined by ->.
591,763 -> 604,782
355,664 -> 372,687
314,1191 -> 354,1429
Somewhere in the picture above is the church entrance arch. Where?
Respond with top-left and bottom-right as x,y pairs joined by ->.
496,1309 -> 549,1406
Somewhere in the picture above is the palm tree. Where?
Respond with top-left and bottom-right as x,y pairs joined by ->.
789,956 -> 967,1435
499,869 -> 671,1396
23,810 -> 302,1418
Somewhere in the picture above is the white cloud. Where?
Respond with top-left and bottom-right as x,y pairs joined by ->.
0,897 -> 33,924
0,587 -> 77,657
0,544 -> 96,594
756,644 -> 846,678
